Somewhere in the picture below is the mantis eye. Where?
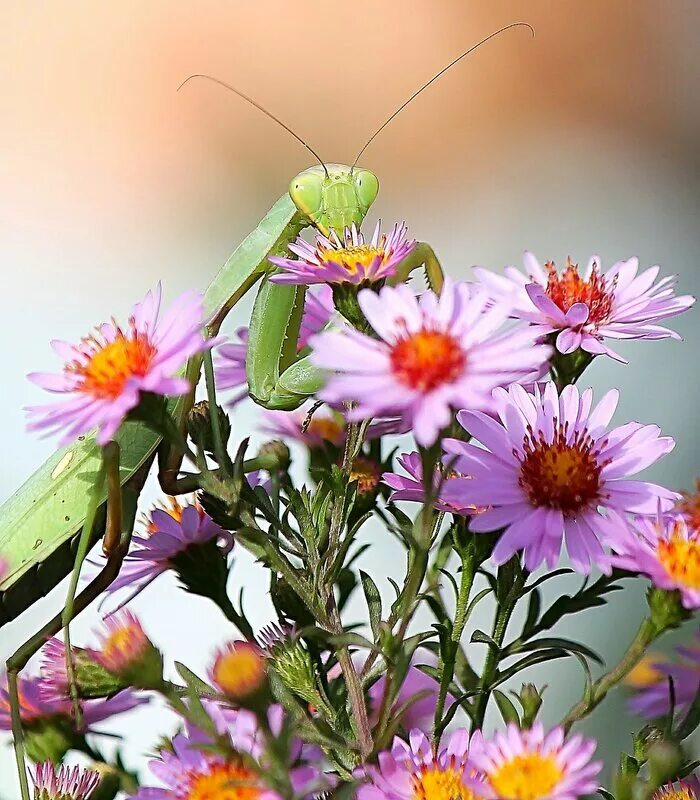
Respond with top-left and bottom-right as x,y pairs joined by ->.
289,174 -> 324,217
354,169 -> 379,210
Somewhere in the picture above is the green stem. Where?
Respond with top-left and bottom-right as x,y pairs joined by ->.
561,617 -> 659,731
202,349 -> 230,472
218,593 -> 256,643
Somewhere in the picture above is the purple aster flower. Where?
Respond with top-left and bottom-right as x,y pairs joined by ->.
103,497 -> 232,602
606,514 -> 700,608
629,633 -> 700,718
261,404 -> 346,449
473,253 -> 695,362
357,727 -> 478,800
214,286 -> 334,405
310,280 -> 550,447
653,776 -> 700,800
26,284 -> 213,446
32,762 -> 100,800
269,221 -> 415,285
383,452 -> 479,515
135,704 -> 331,800
0,669 -> 144,732
470,723 -> 602,800
444,382 -> 677,573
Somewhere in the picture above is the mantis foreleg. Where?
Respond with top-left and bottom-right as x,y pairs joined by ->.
389,241 -> 444,293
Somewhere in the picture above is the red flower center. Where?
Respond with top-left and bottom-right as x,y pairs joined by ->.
519,428 -> 602,514
70,325 -> 157,400
544,258 -> 613,323
390,329 -> 465,392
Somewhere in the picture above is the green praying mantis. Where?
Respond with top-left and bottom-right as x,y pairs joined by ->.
0,23 -> 532,799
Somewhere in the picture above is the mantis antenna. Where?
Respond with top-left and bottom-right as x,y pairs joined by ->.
178,74 -> 330,177
351,22 -> 535,170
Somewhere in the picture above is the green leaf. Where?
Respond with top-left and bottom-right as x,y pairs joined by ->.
493,649 -> 570,687
494,689 -> 521,726
360,570 -> 383,640
174,662 -> 218,697
503,637 -> 603,665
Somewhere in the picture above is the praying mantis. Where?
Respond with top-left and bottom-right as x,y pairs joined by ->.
0,22 -> 532,798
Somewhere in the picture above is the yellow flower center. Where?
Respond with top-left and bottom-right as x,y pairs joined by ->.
306,416 -> 345,446
625,654 -> 665,688
213,644 -> 266,699
658,527 -> 700,589
654,784 -> 698,800
321,244 -> 384,275
349,457 -> 381,495
544,258 -> 614,324
390,330 -> 465,392
489,753 -> 563,800
70,328 -> 156,400
412,765 -> 476,800
144,496 -> 187,536
519,430 -> 601,515
186,761 -> 260,800
101,621 -> 145,671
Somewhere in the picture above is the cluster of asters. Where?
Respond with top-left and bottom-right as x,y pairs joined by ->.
8,215 -> 699,800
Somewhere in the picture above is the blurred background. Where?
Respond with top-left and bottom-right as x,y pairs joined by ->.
1,0 -> 699,795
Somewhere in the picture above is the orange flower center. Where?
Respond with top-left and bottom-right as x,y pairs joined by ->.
544,258 -> 613,324
213,644 -> 266,699
489,753 -> 563,800
390,329 -> 465,392
186,761 -> 260,800
70,327 -> 156,400
306,416 -> 345,446
654,784 -> 698,800
411,765 -> 476,800
101,622 -> 146,671
349,457 -> 381,494
519,430 -> 601,514
145,496 -> 185,536
658,526 -> 700,589
321,244 -> 384,275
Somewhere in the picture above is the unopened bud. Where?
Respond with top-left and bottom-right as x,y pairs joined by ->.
517,683 -> 544,726
257,440 -> 291,472
648,588 -> 690,632
187,401 -> 231,458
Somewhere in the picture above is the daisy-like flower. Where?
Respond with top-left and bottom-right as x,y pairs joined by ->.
628,632 -> 700,718
607,514 -> 700,609
654,776 -> 700,800
32,762 -> 100,800
27,284 -> 213,445
261,405 -> 346,449
357,728 -> 478,800
87,611 -> 163,688
0,670 -> 145,732
383,452 -> 479,515
444,382 -> 677,573
269,221 -> 415,285
215,286 -> 334,405
311,280 -> 550,447
135,705 -> 331,800
104,497 -> 232,602
209,640 -> 267,702
473,253 -> 695,362
471,723 -> 601,800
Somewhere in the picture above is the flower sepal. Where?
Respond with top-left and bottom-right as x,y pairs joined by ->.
549,343 -> 595,388
648,587 -> 691,633
69,647 -> 130,699
24,717 -> 76,764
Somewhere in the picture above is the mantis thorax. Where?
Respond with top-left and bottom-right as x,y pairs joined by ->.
289,163 -> 379,236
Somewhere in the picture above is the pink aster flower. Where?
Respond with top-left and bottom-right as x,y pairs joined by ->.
215,285 -> 334,405
0,669 -> 144,732
473,252 -> 695,362
135,704 -> 331,800
311,280 -> 550,447
383,452 -> 479,515
628,633 -> 700,718
606,514 -> 700,608
32,762 -> 100,800
470,723 -> 602,800
261,404 -> 346,449
269,221 -> 415,285
104,497 -> 232,602
654,776 -> 700,800
444,382 -> 677,573
26,284 -> 213,446
357,727 -> 478,800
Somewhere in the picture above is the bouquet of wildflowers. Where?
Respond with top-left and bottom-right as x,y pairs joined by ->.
2,208 -> 699,800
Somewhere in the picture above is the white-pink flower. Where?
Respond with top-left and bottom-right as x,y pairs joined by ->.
473,252 -> 695,362
310,280 -> 550,446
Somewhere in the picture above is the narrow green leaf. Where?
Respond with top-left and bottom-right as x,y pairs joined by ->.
360,570 -> 383,640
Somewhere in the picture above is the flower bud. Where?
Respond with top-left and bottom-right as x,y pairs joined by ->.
186,400 -> 231,458
648,587 -> 690,632
90,612 -> 163,690
517,683 -> 544,726
260,624 -> 320,709
257,440 -> 291,472
25,718 -> 75,765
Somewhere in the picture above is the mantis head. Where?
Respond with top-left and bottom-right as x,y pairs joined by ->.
289,164 -> 379,237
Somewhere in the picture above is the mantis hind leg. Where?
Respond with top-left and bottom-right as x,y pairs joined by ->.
7,453 -> 134,800
389,241 -> 445,293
